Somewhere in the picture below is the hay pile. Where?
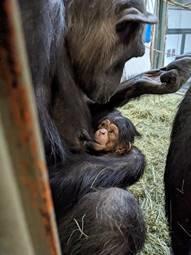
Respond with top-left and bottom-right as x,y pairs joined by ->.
120,94 -> 182,255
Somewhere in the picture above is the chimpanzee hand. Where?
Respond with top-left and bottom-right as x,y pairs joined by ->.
79,129 -> 98,152
134,55 -> 191,94
104,55 -> 191,108
79,129 -> 92,142
159,54 -> 191,92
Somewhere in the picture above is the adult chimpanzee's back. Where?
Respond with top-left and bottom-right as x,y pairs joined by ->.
165,86 -> 191,255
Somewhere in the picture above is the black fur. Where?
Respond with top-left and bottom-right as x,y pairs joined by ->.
165,85 -> 191,255
59,188 -> 146,255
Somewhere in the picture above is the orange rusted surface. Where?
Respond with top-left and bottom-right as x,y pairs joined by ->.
0,1 -> 61,255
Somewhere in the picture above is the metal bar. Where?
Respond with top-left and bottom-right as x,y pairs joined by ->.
0,1 -> 61,255
181,33 -> 186,54
152,0 -> 168,68
167,28 -> 191,34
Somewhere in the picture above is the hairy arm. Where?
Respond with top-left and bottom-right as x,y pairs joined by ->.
90,55 -> 191,113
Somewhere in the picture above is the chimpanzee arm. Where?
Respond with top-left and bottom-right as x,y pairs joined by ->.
91,55 -> 191,112
111,56 -> 191,108
49,146 -> 145,216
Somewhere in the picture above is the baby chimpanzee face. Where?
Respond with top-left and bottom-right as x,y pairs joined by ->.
94,119 -> 120,152
93,111 -> 140,154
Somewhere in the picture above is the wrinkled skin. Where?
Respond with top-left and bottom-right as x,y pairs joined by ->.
94,119 -> 120,152
165,84 -> 191,255
18,0 -> 191,254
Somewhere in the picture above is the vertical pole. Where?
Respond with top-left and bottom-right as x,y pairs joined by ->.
0,1 -> 61,255
152,0 -> 168,68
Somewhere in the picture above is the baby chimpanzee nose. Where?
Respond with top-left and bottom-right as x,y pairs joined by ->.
99,128 -> 107,135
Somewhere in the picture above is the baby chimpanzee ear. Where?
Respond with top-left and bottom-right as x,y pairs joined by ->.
116,142 -> 132,155
125,119 -> 141,143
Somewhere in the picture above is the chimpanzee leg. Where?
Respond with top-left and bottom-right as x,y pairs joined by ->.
49,147 -> 145,217
165,86 -> 191,255
59,188 -> 145,255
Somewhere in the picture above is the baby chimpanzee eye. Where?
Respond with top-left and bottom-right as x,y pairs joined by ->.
98,123 -> 104,129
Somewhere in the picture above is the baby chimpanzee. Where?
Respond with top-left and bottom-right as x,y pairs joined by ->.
84,110 -> 140,155
93,111 -> 140,155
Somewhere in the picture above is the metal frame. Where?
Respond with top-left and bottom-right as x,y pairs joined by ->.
0,1 -> 61,255
152,0 -> 168,68
167,28 -> 191,54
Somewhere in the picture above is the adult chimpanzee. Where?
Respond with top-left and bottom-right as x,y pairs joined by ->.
165,71 -> 191,254
18,0 -> 191,254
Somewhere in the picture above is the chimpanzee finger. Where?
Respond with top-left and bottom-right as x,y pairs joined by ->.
160,69 -> 178,84
165,57 -> 191,73
163,57 -> 191,86
79,129 -> 93,142
175,53 -> 191,60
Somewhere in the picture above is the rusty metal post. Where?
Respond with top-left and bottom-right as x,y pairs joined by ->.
0,1 -> 62,255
